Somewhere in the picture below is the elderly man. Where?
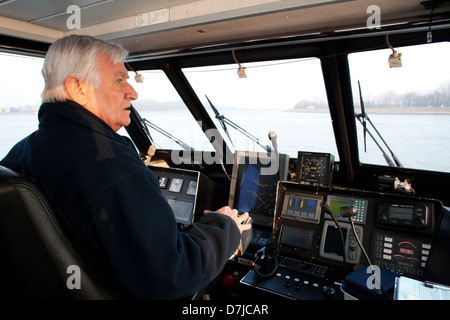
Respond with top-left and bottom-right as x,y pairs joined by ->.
0,35 -> 250,299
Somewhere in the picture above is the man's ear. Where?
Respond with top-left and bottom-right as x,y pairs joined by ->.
64,76 -> 89,105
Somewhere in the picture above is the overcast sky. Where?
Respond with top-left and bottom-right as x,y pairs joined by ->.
1,41 -> 449,109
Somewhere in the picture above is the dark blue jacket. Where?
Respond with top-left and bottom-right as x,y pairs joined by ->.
0,100 -> 240,299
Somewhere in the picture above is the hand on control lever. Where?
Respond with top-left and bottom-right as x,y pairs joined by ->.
204,206 -> 252,233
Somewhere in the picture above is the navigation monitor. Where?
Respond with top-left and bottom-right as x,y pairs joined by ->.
166,196 -> 195,225
228,151 -> 289,227
319,220 -> 363,264
325,195 -> 368,225
280,226 -> 315,251
281,192 -> 322,224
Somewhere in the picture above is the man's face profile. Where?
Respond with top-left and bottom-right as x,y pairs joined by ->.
66,53 -> 138,132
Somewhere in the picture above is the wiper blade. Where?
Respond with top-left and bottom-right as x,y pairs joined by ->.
205,95 -> 273,153
358,81 -> 368,153
142,118 -> 194,151
205,95 -> 234,147
355,81 -> 402,167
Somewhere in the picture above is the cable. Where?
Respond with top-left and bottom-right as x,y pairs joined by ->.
320,201 -> 348,270
348,216 -> 372,268
385,34 -> 396,54
231,50 -> 242,68
251,245 -> 279,279
339,204 -> 391,299
347,216 -> 392,300
427,7 -> 436,43
232,50 -> 247,78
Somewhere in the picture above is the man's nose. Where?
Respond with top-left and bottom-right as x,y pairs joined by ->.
126,82 -> 138,101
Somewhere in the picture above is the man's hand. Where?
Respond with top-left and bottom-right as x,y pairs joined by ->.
204,206 -> 252,234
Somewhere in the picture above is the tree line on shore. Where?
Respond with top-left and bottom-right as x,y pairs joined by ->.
2,81 -> 450,113
295,81 -> 450,110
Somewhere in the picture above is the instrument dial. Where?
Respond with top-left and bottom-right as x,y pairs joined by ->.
297,152 -> 334,186
301,158 -> 326,181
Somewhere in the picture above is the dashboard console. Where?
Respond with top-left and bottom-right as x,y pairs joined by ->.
240,181 -> 442,300
150,152 -> 445,300
150,166 -> 228,228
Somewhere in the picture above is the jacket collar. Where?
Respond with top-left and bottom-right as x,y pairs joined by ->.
38,99 -> 120,139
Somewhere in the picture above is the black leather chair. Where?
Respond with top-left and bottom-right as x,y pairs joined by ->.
0,165 -> 125,299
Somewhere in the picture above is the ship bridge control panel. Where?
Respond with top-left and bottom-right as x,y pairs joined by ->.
240,181 -> 442,300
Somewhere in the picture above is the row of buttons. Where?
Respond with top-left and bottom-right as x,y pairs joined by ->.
309,265 -> 328,277
251,230 -> 271,246
272,271 -> 338,299
286,209 -> 316,219
352,200 -> 367,224
277,273 -> 320,289
373,234 -> 430,276
347,229 -> 360,261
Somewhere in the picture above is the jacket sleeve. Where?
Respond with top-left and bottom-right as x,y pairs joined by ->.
86,170 -> 240,299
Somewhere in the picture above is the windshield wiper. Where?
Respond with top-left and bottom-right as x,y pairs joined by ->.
205,95 -> 273,153
355,81 -> 402,167
205,95 -> 234,147
141,118 -> 194,151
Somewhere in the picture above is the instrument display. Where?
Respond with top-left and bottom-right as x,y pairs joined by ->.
371,229 -> 432,278
168,178 -> 184,193
296,152 -> 334,187
325,195 -> 368,225
378,202 -> 428,229
281,192 -> 323,224
241,179 -> 441,300
151,166 -> 228,227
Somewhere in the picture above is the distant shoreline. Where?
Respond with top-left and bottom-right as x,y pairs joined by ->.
0,112 -> 38,115
2,107 -> 450,115
287,107 -> 450,115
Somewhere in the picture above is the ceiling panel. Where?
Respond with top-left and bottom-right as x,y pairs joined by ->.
1,0 -> 448,55
0,0 -> 98,22
0,0 -> 194,30
106,0 -> 439,55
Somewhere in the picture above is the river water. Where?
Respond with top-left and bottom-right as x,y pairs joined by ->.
1,109 -> 449,173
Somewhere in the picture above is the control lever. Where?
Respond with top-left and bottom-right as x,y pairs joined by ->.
144,145 -> 156,166
229,216 -> 253,260
268,130 -> 281,181
251,245 -> 279,279
268,131 -> 278,152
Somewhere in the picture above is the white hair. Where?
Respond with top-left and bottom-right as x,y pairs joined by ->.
41,34 -> 128,102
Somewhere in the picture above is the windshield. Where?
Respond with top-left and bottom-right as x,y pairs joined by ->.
4,41 -> 449,174
182,58 -> 338,160
127,69 -> 213,151
348,41 -> 450,173
0,53 -> 42,158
